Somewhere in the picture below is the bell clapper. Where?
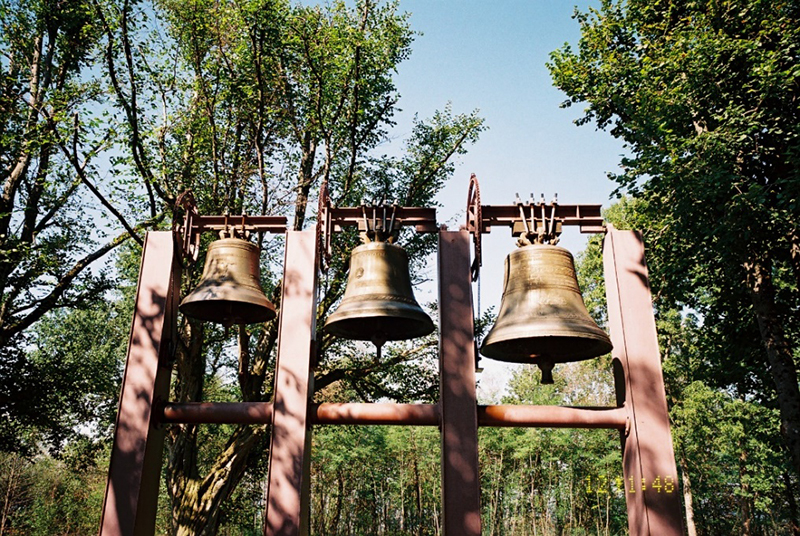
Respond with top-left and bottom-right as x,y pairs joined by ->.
538,357 -> 555,385
371,332 -> 387,363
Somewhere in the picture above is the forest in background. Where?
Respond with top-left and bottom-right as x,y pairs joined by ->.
1,0 -> 799,534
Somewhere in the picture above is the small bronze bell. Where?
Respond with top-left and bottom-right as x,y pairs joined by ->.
180,237 -> 276,325
324,241 -> 434,349
480,243 -> 612,383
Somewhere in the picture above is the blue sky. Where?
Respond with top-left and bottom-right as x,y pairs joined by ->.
381,1 -> 625,392
390,1 -> 624,220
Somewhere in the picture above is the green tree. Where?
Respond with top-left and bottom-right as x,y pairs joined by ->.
669,381 -> 793,535
0,0 -> 163,452
0,449 -> 110,535
2,0 -> 483,530
577,198 -> 800,533
86,0 -> 484,532
548,0 -> 800,477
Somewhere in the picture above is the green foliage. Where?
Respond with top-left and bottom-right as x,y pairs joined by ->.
573,198 -> 800,533
549,0 -> 800,335
0,294 -> 129,454
0,0 -> 487,530
0,451 -> 108,535
477,363 -> 625,535
671,381 -> 795,534
0,0 -> 162,453
310,424 -> 441,535
549,0 -> 800,485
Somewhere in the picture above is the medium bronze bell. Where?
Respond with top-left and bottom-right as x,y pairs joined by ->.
324,241 -> 434,348
180,237 -> 276,325
480,244 -> 612,383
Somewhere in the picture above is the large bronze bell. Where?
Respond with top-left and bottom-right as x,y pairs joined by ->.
480,244 -> 612,383
324,241 -> 434,348
180,237 -> 276,326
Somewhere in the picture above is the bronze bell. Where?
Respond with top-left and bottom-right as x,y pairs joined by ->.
180,237 -> 276,326
324,241 -> 434,348
480,243 -> 612,383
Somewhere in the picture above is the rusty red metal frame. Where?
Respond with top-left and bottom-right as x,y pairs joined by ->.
317,180 -> 438,268
264,230 -> 318,536
101,182 -> 682,536
604,225 -> 684,535
438,231 -> 482,535
463,176 -> 603,235
99,232 -> 179,536
323,206 -> 438,234
161,402 -> 628,430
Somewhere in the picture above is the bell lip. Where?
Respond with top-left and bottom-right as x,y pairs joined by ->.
179,281 -> 277,325
179,298 -> 276,324
479,334 -> 612,363
324,305 -> 435,341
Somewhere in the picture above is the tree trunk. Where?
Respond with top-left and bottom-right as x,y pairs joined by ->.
293,132 -> 317,231
171,425 -> 265,535
787,229 -> 800,292
413,452 -> 422,536
400,449 -> 405,533
739,448 -> 752,536
784,472 -> 800,536
167,321 -> 266,536
744,254 -> 800,476
332,470 -> 344,534
679,453 -> 698,536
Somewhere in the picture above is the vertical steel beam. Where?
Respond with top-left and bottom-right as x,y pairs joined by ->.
438,230 -> 482,536
99,232 -> 178,536
603,225 -> 684,536
264,230 -> 318,536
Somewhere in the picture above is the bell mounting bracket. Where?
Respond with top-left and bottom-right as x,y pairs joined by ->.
174,190 -> 288,263
317,180 -> 438,271
464,175 -> 606,280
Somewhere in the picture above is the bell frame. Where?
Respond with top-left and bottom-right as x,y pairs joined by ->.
98,183 -> 684,536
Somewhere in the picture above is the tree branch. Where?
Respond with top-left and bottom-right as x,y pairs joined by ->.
0,215 -> 163,343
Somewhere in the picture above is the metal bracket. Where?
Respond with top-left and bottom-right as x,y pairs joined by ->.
463,176 -> 606,280
466,174 -> 482,282
357,202 -> 400,243
174,190 -> 288,265
317,180 -> 438,273
513,193 -> 562,246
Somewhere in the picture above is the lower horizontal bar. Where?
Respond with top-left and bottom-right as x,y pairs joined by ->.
162,402 -> 273,424
161,402 -> 627,430
478,405 -> 628,430
314,403 -> 439,426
